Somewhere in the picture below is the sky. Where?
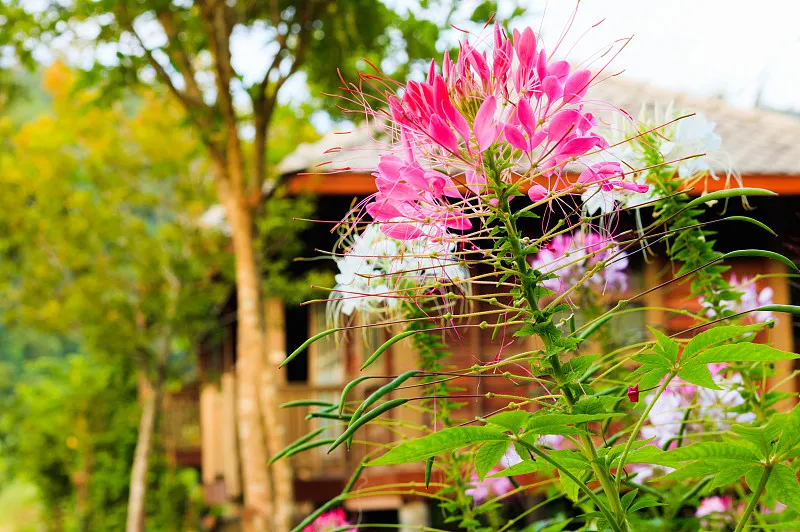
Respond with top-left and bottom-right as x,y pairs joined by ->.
526,0 -> 800,113
25,0 -> 800,122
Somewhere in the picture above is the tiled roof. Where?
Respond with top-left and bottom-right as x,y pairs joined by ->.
277,77 -> 800,178
590,77 -> 800,176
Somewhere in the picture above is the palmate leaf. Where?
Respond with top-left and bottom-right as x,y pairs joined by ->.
622,442 -> 759,467
525,412 -> 623,432
684,343 -> 800,366
766,464 -> 800,514
559,467 -> 582,501
486,410 -> 531,431
475,441 -> 508,480
661,459 -> 755,482
369,427 -> 508,466
489,459 -> 554,477
733,417 -> 787,458
648,326 -> 679,364
681,323 -> 766,360
777,402 -> 800,456
659,442 -> 760,463
676,364 -> 721,390
709,464 -> 759,490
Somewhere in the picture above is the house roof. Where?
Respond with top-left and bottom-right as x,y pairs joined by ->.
589,77 -> 800,177
278,76 -> 800,195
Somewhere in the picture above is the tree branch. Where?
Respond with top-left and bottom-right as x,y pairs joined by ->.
248,1 -> 321,205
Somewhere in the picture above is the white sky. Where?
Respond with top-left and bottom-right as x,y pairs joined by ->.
531,0 -> 800,112
28,0 -> 800,123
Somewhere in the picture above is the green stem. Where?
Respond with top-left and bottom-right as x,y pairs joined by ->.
734,465 -> 772,532
615,373 -> 676,488
517,440 -> 623,532
492,172 -> 628,529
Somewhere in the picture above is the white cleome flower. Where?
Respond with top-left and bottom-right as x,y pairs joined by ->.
329,223 -> 469,321
584,108 -> 728,215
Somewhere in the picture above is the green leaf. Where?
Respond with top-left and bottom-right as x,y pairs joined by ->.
676,364 -> 722,390
766,464 -> 800,514
685,343 -> 800,366
475,441 -> 508,480
637,368 -> 670,393
559,468 -> 581,501
659,442 -> 760,464
623,446 -> 671,466
628,497 -> 664,513
546,449 -> 592,469
661,459 -> 752,481
709,464 -> 758,490
648,326 -> 679,364
777,402 -> 800,456
486,410 -> 531,431
489,459 -> 554,477
682,323 -> 765,360
369,427 -> 508,466
621,488 -> 638,510
572,397 -> 607,416
525,413 -> 622,433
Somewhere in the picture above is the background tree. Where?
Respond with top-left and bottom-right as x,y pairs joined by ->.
0,2 -> 447,529
0,63 -> 230,530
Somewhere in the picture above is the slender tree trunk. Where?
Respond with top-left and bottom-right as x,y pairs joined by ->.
125,364 -> 165,532
219,174 -> 275,532
262,304 -> 294,531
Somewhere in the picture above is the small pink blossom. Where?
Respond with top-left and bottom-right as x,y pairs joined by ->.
696,496 -> 733,518
700,274 -> 775,323
528,231 -> 629,295
465,470 -> 513,503
304,508 -> 356,532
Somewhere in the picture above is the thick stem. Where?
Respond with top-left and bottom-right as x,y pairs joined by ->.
494,182 -> 627,529
518,440 -> 622,532
734,466 -> 772,532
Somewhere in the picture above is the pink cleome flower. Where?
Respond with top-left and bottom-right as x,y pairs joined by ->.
362,23 -> 648,240
465,469 -> 514,504
528,230 -> 629,295
696,496 -> 733,518
304,508 -> 356,532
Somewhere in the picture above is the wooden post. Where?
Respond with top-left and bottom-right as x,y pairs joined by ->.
221,329 -> 242,497
200,383 -> 222,485
764,261 -> 797,406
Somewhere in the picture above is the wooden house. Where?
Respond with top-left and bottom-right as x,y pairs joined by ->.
168,78 -> 800,527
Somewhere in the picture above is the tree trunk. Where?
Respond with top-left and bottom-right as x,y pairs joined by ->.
125,366 -> 165,532
221,177 -> 276,532
262,299 -> 294,531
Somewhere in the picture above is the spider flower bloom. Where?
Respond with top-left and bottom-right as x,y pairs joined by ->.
583,109 -> 731,214
465,470 -> 514,503
696,496 -> 733,518
329,224 -> 469,320
528,231 -> 629,295
303,508 -> 356,532
364,23 -> 644,235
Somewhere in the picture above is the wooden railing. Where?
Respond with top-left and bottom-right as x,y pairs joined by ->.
278,384 -> 364,480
